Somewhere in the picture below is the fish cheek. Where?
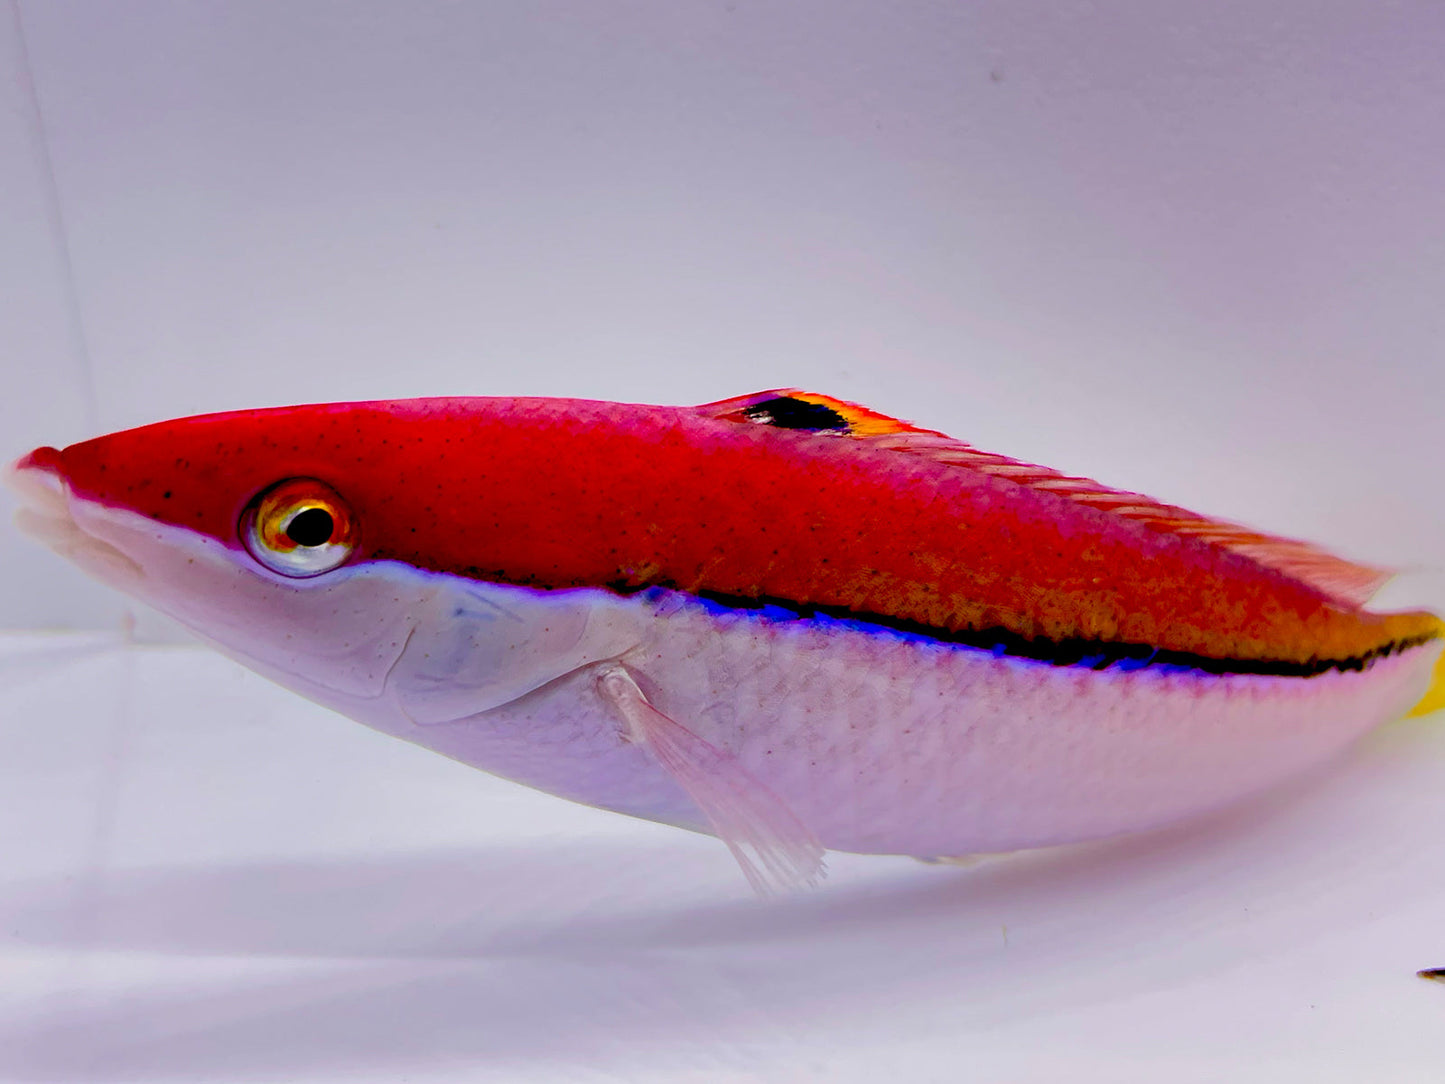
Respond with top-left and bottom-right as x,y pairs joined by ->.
198,572 -> 428,699
385,578 -> 642,725
68,498 -> 426,698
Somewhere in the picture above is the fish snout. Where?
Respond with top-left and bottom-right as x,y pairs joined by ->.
12,445 -> 64,473
7,446 -> 143,586
7,447 -> 71,522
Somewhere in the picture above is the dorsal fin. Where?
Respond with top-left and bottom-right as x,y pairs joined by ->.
698,389 -> 1391,608
701,389 -> 921,437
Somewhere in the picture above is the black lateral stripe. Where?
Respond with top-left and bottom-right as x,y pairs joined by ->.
650,586 -> 1434,678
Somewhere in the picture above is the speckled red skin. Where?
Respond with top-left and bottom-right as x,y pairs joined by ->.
24,396 -> 1436,665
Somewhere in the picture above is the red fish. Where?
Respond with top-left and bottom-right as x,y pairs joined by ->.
10,390 -> 1443,891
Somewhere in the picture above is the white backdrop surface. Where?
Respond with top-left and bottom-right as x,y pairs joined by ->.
3,0 -> 1443,628
3,634 -> 1445,1084
2,3 -> 1445,1082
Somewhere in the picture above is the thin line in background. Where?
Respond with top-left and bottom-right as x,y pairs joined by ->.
10,0 -> 100,434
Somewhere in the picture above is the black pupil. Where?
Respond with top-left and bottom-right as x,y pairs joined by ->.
285,507 -> 335,547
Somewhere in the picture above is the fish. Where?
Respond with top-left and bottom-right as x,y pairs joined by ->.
9,389 -> 1444,893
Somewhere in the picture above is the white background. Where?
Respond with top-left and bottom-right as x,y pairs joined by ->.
2,4 -> 1445,1082
3,0 -> 1443,629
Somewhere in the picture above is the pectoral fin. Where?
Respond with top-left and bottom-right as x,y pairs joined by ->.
596,665 -> 826,895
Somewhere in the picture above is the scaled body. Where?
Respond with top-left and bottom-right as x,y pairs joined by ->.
11,391 -> 1443,889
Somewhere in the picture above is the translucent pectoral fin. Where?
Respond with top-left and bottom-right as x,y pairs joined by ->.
595,665 -> 826,895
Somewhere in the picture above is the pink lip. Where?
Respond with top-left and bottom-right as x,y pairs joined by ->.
12,445 -> 64,475
6,448 -> 70,516
7,445 -> 145,587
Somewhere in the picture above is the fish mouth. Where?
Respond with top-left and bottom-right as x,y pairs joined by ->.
7,449 -> 144,588
7,449 -> 423,705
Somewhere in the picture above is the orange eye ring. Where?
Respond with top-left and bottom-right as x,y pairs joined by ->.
241,478 -> 357,577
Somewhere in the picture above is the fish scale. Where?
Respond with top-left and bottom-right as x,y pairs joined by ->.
400,588 -> 1436,860
9,389 -> 1443,891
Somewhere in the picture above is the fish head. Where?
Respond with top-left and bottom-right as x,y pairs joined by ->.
7,400 -> 634,726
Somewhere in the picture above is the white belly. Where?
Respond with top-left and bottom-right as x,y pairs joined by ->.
365,588 -> 1440,857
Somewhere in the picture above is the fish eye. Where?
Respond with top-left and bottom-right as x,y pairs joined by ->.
241,478 -> 357,577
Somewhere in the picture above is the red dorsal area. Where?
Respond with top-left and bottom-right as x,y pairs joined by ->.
701,390 -> 1393,608
46,392 -> 1440,668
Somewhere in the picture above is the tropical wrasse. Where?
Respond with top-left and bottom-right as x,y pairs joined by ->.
9,390 -> 1444,892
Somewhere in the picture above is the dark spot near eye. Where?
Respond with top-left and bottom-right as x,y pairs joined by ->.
741,396 -> 850,432
286,508 -> 335,547
162,490 -> 172,499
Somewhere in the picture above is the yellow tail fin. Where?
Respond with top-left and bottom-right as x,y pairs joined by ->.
1407,644 -> 1445,718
